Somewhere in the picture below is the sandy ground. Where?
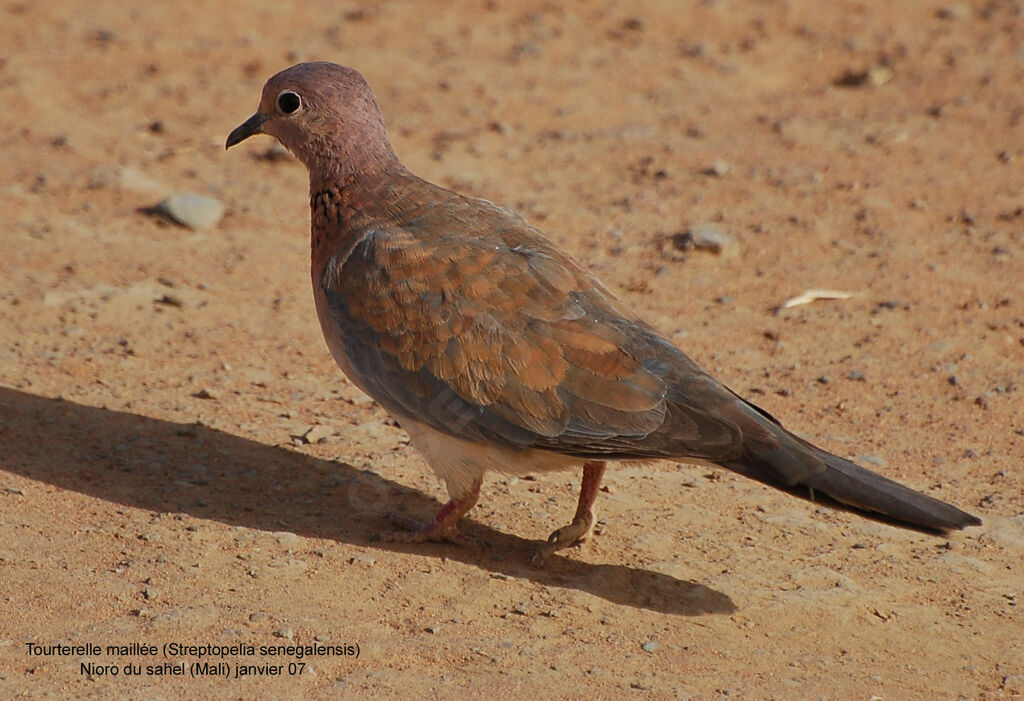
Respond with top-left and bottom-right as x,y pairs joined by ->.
2,1 -> 1023,698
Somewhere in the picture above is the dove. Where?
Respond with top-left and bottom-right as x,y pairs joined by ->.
226,62 -> 980,560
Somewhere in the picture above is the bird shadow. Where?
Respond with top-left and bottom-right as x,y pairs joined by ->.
0,387 -> 734,616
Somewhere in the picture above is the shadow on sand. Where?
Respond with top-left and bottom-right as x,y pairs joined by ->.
0,386 -> 734,616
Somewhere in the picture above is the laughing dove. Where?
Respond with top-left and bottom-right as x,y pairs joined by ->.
227,62 -> 979,560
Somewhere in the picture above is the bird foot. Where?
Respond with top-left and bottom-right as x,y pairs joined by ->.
380,511 -> 477,547
378,482 -> 482,548
530,512 -> 596,564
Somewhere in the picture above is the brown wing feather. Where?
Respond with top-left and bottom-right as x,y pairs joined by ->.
319,173 -> 743,456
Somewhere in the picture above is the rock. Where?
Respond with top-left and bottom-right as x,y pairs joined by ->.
118,167 -> 167,195
275,531 -> 300,545
274,628 -> 294,640
704,159 -> 730,177
152,193 -> 225,230
302,425 -> 332,444
641,641 -> 661,653
868,66 -> 893,86
936,3 -> 970,20
671,224 -> 740,259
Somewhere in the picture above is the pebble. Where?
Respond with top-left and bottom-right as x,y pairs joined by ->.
641,641 -> 661,653
854,454 -> 888,467
143,586 -> 159,601
275,531 -> 300,545
274,628 -> 294,640
118,167 -> 167,194
349,554 -> 376,566
194,388 -> 220,400
847,370 -> 866,381
249,612 -> 269,623
301,425 -> 332,444
936,3 -> 970,19
152,193 -> 225,230
705,159 -> 730,177
672,223 -> 740,259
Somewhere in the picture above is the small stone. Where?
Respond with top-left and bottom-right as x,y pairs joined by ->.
847,370 -> 866,381
672,224 -> 739,259
301,425 -> 332,444
349,554 -> 376,566
194,388 -> 220,400
152,193 -> 225,230
155,294 -> 184,308
868,66 -> 893,86
275,531 -> 300,545
936,3 -> 970,19
641,641 -> 661,653
143,586 -> 159,601
249,612 -> 269,623
425,625 -> 441,634
274,628 -> 294,640
511,603 -> 529,616
855,454 -> 888,467
119,167 -> 167,194
817,375 -> 831,385
705,159 -> 730,177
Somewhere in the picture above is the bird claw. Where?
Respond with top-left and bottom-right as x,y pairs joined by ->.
380,512 -> 477,548
530,516 -> 595,564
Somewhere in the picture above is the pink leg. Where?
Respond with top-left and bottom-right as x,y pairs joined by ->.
383,479 -> 482,546
533,461 -> 606,562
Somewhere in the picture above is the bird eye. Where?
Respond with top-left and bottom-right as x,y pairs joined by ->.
277,90 -> 301,114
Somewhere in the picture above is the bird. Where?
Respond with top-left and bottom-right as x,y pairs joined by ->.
226,62 -> 981,561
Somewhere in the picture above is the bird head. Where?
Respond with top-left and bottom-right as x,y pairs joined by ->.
226,62 -> 398,180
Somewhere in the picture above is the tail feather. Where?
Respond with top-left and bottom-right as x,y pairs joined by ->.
723,441 -> 981,532
800,446 -> 980,531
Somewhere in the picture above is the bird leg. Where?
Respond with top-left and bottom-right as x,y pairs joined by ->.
533,461 -> 606,562
383,478 -> 482,547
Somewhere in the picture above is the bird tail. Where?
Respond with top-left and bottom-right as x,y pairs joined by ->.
722,434 -> 981,532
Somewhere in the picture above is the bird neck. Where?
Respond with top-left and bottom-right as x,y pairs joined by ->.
308,160 -> 413,260
307,143 -> 402,192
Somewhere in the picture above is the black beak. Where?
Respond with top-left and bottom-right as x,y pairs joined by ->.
225,113 -> 268,149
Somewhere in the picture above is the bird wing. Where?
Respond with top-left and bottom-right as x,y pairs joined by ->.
318,183 -> 745,461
